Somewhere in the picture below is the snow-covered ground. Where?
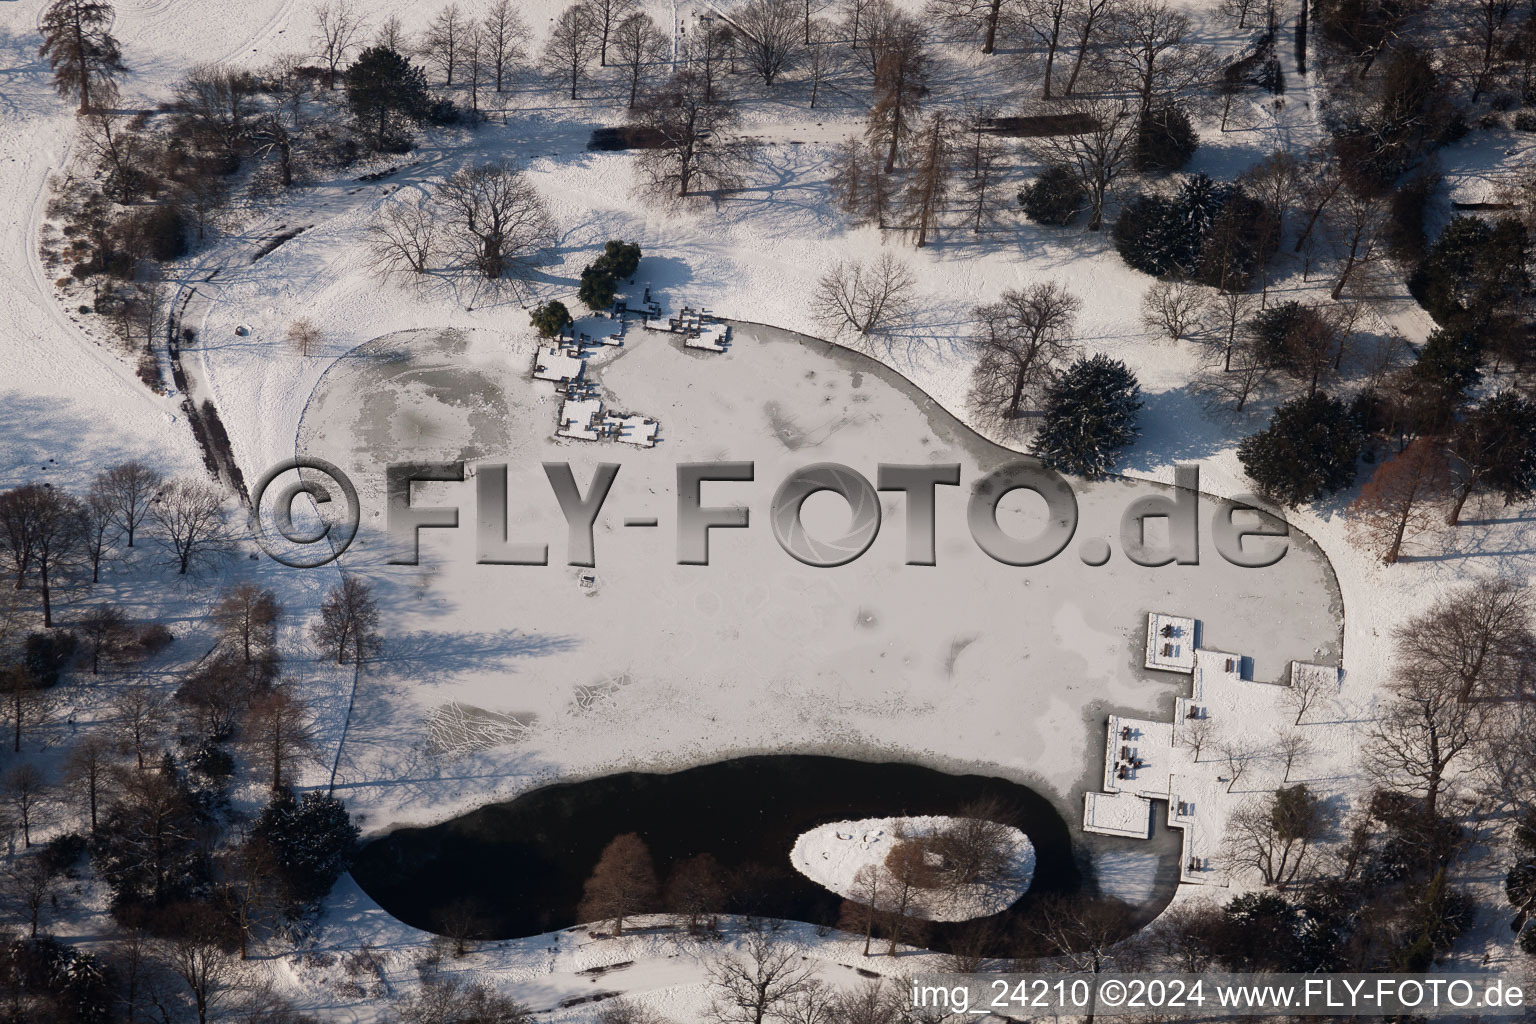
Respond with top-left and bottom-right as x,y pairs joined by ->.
790,816 -> 1036,921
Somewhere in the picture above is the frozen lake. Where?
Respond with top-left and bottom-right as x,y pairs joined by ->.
296,321 -> 1343,850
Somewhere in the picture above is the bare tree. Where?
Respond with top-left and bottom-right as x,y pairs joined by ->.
1348,437 -> 1450,564
312,576 -> 382,664
1182,714 -> 1213,760
839,0 -> 880,47
578,832 -> 660,934
1326,188 -> 1390,300
1455,0 -> 1519,101
1285,663 -> 1334,726
803,19 -> 844,109
1274,728 -> 1311,782
1239,151 -> 1300,301
461,24 -> 488,113
113,680 -> 164,769
313,0 -> 366,89
836,864 -> 890,955
213,584 -> 280,665
152,479 -> 226,575
27,485 -> 84,627
1140,278 -> 1206,341
39,0 -> 126,113
4,854 -> 64,938
81,111 -> 153,203
1367,671 -> 1490,817
830,139 -> 897,227
612,13 -> 668,109
665,852 -> 726,934
633,70 -> 758,201
368,196 -> 438,276
735,0 -> 804,86
174,64 -> 259,162
1393,577 -> 1533,703
928,0 -> 1025,53
543,3 -> 601,100
433,161 -> 555,280
2,764 -> 49,848
245,684 -> 314,793
155,905 -> 241,1024
4,665 -> 54,755
95,461 -> 161,548
1227,785 -> 1325,887
966,281 -> 1081,426
483,0 -> 530,91
422,3 -> 466,85
215,839 -> 283,960
1020,0 -> 1071,97
286,318 -> 322,357
932,798 -> 1017,888
1193,330 -> 1270,413
866,13 -> 930,171
1219,739 -> 1254,793
904,112 -> 953,247
0,485 -> 42,590
1028,96 -> 1137,230
1106,0 -> 1216,117
391,977 -> 531,1024
708,931 -> 818,1024
811,253 -> 916,339
1062,0 -> 1120,97
374,14 -> 406,52
588,0 -> 638,66
64,732 -> 116,832
79,603 -> 131,674
1030,895 -> 1139,1023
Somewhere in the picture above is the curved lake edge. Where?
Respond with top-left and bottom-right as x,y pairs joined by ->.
351,754 -> 1115,953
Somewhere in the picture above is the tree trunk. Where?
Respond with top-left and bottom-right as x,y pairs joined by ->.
982,0 -> 1003,53
1446,476 -> 1475,525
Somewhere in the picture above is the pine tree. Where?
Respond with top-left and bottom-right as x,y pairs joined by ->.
39,0 -> 125,114
530,300 -> 572,338
345,47 -> 431,152
1028,354 -> 1143,478
1237,392 -> 1364,507
1019,165 -> 1086,226
1133,104 -> 1198,172
252,789 -> 359,910
1446,392 -> 1536,524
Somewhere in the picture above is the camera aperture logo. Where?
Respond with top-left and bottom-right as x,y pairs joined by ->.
250,458 -> 1289,572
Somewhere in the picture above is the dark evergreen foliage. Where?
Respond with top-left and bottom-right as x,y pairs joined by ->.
1409,215 -> 1531,328
1028,354 -> 1142,479
1134,105 -> 1199,173
576,240 -> 644,311
92,758 -> 215,927
345,47 -> 431,152
252,788 -> 360,911
1237,392 -> 1364,507
1018,165 -> 1086,226
529,300 -> 572,337
0,936 -> 115,1024
24,631 -> 78,688
1114,175 -> 1276,288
